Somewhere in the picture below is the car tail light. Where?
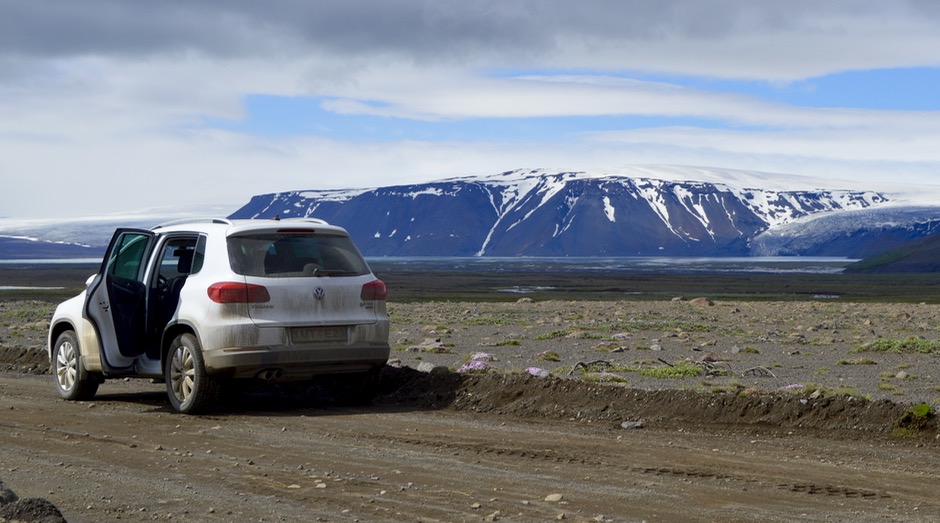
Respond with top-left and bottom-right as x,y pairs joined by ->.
207,282 -> 271,303
360,279 -> 387,301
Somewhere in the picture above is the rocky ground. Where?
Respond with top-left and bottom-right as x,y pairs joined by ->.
1,296 -> 939,521
6,297 -> 940,408
386,297 -> 940,406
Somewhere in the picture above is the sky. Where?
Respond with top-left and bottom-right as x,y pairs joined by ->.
2,0 -> 940,219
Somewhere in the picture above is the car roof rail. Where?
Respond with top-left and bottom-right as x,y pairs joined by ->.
265,216 -> 329,225
152,217 -> 234,230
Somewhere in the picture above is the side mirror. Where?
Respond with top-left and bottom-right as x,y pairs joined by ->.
85,274 -> 96,288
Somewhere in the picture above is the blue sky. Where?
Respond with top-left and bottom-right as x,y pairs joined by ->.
2,1 -> 940,218
209,94 -> 735,142
222,67 -> 940,142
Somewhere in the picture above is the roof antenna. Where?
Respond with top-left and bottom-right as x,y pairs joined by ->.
273,214 -> 280,221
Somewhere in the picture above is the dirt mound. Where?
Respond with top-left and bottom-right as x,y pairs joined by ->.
0,498 -> 67,523
378,367 -> 936,438
0,347 -> 49,375
0,480 -> 66,523
2,354 -> 932,439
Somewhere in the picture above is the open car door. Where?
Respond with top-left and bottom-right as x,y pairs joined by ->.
84,229 -> 155,370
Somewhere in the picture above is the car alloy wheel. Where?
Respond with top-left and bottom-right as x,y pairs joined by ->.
169,343 -> 196,405
166,333 -> 220,414
52,330 -> 99,401
55,337 -> 78,393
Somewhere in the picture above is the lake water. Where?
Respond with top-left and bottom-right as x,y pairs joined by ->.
0,256 -> 856,294
0,258 -> 101,265
366,256 -> 857,275
0,256 -> 856,276
0,286 -> 65,290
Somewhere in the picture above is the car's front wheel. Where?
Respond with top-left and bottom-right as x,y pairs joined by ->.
52,330 -> 100,401
165,333 -> 220,414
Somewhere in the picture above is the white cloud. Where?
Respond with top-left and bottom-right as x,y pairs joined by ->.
6,1 -> 940,78
1,1 -> 940,218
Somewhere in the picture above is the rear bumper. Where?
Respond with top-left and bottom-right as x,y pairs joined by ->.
193,317 -> 390,379
203,343 -> 390,379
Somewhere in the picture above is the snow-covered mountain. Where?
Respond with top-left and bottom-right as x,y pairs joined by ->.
4,167 -> 938,259
229,168 -> 910,257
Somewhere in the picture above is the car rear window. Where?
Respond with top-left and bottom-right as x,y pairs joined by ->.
227,233 -> 371,277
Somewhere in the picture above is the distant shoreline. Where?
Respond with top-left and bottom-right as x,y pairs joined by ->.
2,257 -> 938,304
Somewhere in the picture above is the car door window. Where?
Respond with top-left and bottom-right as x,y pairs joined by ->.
108,232 -> 151,281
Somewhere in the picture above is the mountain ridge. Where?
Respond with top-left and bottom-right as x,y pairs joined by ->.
230,168 -> 895,257
4,166 -> 939,260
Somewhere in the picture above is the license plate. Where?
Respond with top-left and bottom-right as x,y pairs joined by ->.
291,326 -> 347,343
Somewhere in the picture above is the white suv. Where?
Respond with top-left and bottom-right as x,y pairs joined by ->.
47,218 -> 390,413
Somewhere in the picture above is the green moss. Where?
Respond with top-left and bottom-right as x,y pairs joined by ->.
0,301 -> 56,321
535,330 -> 570,340
852,336 -> 940,354
536,351 -> 561,362
639,362 -> 701,379
705,381 -> 744,394
893,403 -> 934,437
838,358 -> 877,365
465,317 -> 509,326
801,384 -> 871,401
583,373 -> 629,384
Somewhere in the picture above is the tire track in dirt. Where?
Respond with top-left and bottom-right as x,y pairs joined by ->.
2,372 -> 937,522
361,428 -> 894,504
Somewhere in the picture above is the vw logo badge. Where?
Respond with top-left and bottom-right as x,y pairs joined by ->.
314,287 -> 325,300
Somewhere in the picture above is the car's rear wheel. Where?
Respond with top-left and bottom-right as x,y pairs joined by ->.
52,330 -> 100,401
166,333 -> 220,414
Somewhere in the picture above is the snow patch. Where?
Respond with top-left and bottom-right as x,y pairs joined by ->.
603,196 -> 616,223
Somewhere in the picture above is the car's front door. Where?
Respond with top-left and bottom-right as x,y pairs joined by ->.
84,229 -> 155,370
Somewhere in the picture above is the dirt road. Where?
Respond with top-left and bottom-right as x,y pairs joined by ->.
2,372 -> 939,523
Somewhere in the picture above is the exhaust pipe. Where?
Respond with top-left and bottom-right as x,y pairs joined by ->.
257,368 -> 285,382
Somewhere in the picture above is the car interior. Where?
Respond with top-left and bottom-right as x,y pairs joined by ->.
148,236 -> 200,358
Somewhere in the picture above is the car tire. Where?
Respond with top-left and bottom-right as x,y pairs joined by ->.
165,333 -> 220,414
52,330 -> 100,401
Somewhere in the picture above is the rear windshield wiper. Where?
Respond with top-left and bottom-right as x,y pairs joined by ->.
315,270 -> 360,277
